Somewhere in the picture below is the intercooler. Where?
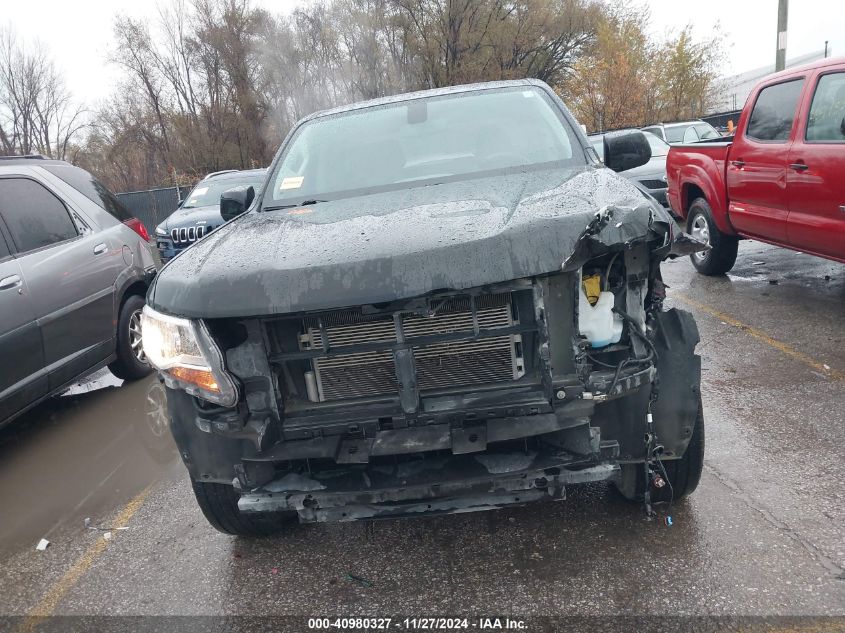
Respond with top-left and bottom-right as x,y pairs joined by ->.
297,293 -> 525,402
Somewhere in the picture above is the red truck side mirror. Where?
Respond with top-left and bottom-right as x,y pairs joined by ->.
603,130 -> 652,173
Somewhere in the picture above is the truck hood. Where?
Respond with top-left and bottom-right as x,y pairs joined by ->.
149,165 -> 684,318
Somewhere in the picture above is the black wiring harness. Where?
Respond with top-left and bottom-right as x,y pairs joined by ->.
591,306 -> 675,521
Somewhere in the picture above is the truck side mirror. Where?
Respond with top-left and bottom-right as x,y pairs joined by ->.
220,185 -> 255,222
603,130 -> 652,173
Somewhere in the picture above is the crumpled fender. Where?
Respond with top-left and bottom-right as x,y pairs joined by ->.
562,202 -> 707,271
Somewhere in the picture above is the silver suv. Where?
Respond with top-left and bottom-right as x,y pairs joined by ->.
0,156 -> 157,427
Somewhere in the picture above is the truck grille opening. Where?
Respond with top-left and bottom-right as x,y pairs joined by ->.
295,293 -> 524,402
170,225 -> 215,244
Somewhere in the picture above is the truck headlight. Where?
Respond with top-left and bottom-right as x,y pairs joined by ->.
155,226 -> 168,237
140,306 -> 238,407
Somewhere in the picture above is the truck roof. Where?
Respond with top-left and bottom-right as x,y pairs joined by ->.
763,55 -> 845,82
303,79 -> 544,123
0,155 -> 68,166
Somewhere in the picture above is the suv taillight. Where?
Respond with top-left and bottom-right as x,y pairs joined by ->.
124,218 -> 150,241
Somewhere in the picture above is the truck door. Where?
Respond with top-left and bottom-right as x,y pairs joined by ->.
0,221 -> 45,422
727,78 -> 805,243
787,69 -> 845,261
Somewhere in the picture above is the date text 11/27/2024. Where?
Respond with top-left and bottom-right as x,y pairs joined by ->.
307,618 -> 527,630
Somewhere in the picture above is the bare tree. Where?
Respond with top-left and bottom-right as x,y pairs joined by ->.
81,0 -> 722,190
0,26 -> 86,159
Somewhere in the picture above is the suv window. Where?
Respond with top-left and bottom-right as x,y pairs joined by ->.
694,124 -> 720,140
806,72 -> 845,142
0,178 -> 78,253
42,164 -> 133,221
0,230 -> 9,260
747,79 -> 804,142
682,126 -> 699,143
664,126 -> 687,143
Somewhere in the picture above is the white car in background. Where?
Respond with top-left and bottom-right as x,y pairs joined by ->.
641,120 -> 722,144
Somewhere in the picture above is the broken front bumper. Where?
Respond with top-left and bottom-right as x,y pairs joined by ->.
238,448 -> 619,522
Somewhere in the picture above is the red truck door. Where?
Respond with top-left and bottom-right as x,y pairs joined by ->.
727,78 -> 806,244
786,69 -> 845,261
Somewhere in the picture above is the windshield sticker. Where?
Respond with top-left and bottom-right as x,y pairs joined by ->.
192,187 -> 209,196
288,208 -> 313,216
280,176 -> 304,191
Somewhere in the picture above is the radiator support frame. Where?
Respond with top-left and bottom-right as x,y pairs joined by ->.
266,285 -> 538,408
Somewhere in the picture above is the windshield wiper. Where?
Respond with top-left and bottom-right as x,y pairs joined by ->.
263,199 -> 328,212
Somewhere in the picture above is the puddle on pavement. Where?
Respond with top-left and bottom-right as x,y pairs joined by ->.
0,370 -> 179,555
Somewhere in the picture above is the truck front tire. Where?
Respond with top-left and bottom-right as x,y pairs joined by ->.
615,395 -> 705,503
191,480 -> 297,536
687,198 -> 738,275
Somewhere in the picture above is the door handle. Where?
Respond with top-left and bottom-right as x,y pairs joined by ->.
789,162 -> 809,171
93,243 -> 108,255
730,159 -> 745,168
0,274 -> 21,290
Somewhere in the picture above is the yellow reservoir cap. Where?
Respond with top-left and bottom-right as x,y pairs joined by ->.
582,274 -> 601,306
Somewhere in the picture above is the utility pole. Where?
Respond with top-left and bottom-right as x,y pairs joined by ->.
775,0 -> 789,72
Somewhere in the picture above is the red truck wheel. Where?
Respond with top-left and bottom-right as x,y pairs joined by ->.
687,198 -> 738,275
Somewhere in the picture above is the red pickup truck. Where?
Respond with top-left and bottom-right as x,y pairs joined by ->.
666,57 -> 845,275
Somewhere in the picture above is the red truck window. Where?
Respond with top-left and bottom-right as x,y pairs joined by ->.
747,79 -> 804,142
806,73 -> 845,142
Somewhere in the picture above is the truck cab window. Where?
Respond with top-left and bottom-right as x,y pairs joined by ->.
806,73 -> 845,142
0,178 -> 78,254
746,79 -> 804,142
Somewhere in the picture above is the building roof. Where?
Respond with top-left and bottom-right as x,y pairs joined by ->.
709,50 -> 832,113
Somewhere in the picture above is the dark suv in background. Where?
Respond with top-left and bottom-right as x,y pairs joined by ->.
154,169 -> 265,261
0,156 -> 156,427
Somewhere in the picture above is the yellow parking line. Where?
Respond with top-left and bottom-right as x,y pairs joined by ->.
673,292 -> 845,382
16,486 -> 151,632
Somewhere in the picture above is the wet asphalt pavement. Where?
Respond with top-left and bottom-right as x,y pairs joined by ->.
0,241 -> 843,625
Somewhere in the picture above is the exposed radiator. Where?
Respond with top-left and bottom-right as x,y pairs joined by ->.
298,294 -> 523,402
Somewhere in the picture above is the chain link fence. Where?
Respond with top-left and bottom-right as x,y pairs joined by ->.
116,186 -> 190,236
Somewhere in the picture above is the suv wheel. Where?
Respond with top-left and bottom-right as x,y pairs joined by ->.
191,480 -> 297,536
687,197 -> 738,275
108,294 -> 153,381
615,395 -> 705,503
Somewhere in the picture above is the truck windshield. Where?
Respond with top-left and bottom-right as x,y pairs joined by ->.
643,132 -> 670,156
181,176 -> 264,209
265,86 -> 585,207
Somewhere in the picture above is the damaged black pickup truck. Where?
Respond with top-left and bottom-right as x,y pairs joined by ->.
141,80 -> 706,535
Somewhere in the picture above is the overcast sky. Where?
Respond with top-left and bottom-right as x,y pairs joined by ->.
3,0 -> 843,105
